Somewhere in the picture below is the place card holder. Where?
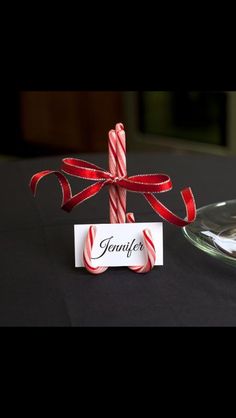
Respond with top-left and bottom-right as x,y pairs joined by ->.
29,122 -> 196,276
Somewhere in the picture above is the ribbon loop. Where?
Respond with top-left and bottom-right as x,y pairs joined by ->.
117,173 -> 173,193
61,158 -> 112,181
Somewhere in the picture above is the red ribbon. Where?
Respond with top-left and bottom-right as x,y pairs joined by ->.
30,157 -> 196,227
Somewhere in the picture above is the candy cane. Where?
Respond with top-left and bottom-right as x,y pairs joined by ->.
83,226 -> 108,275
108,129 -> 118,224
116,123 -> 127,224
126,213 -> 156,273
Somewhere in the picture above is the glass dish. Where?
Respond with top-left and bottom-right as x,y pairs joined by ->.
182,200 -> 236,267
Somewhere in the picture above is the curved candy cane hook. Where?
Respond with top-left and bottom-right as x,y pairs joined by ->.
83,226 -> 108,275
126,213 -> 156,273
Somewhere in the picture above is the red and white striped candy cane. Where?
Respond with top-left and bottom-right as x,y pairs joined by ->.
126,212 -> 156,273
116,123 -> 127,224
108,129 -> 118,224
83,225 -> 108,275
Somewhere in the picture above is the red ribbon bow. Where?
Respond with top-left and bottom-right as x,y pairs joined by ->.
30,157 -> 196,227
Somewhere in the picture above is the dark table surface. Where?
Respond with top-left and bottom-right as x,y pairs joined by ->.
0,152 -> 236,326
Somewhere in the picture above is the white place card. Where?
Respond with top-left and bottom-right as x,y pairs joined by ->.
74,222 -> 163,267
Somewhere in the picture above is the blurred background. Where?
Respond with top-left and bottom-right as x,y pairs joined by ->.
2,91 -> 236,159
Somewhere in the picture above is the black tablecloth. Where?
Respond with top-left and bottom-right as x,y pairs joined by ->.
0,152 -> 236,326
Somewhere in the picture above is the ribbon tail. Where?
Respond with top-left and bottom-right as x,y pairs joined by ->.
29,170 -> 72,207
62,181 -> 107,212
144,187 -> 196,227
